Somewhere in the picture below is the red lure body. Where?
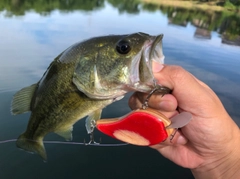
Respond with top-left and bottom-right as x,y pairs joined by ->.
96,108 -> 173,146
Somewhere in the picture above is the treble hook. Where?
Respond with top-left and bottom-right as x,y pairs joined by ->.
84,120 -> 101,145
142,85 -> 172,109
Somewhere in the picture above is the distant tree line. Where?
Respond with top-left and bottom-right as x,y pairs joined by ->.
0,0 -> 239,16
145,4 -> 239,39
0,0 -> 239,38
0,0 -> 105,16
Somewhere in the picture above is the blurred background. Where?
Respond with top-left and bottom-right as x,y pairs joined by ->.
0,0 -> 239,178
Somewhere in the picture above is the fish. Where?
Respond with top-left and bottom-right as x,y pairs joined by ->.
11,32 -> 169,161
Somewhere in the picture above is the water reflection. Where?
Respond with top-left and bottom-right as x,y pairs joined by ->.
1,0 -> 240,46
0,0 -> 105,16
157,5 -> 240,46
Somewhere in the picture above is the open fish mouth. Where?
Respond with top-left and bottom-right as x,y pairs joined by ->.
144,34 -> 165,74
149,34 -> 164,64
129,34 -> 165,92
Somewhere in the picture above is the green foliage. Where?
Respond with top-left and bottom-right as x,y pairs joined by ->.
0,0 -> 105,16
0,0 -> 239,39
219,14 -> 240,39
108,0 -> 141,14
224,0 -> 237,9
141,1 -> 239,39
229,0 -> 240,6
142,3 -> 159,12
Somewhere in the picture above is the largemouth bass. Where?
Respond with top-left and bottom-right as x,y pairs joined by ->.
11,32 -> 169,160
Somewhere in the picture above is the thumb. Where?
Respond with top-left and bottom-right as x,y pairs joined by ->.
153,65 -> 223,115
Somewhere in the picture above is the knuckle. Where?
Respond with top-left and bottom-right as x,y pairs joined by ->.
169,65 -> 186,84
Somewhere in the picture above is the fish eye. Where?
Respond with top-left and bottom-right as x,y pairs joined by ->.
116,40 -> 131,54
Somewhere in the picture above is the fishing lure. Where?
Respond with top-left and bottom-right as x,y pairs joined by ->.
96,87 -> 192,146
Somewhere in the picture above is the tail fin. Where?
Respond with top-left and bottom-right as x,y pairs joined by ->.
16,133 -> 47,161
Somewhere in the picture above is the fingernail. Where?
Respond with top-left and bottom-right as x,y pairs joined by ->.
152,61 -> 164,73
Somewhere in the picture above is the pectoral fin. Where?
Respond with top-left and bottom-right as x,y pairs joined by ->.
85,109 -> 102,134
11,83 -> 38,115
55,126 -> 73,141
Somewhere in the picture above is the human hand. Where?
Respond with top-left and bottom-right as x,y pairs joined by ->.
129,65 -> 240,178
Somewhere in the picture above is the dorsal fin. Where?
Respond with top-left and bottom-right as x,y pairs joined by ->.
11,83 -> 37,115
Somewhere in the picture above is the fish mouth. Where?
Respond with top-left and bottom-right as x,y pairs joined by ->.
143,34 -> 165,73
149,34 -> 164,64
129,34 -> 165,92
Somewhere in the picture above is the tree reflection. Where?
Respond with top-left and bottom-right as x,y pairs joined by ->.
108,0 -> 141,14
0,0 -> 105,16
0,0 -> 239,46
146,4 -> 240,45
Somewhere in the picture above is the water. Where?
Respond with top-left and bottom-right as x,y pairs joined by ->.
0,1 -> 240,178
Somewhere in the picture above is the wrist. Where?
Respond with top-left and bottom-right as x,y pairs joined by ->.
191,129 -> 240,179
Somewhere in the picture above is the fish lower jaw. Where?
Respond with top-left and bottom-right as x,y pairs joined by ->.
124,83 -> 153,93
82,89 -> 127,100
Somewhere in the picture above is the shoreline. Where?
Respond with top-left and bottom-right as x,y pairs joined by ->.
140,0 -> 239,12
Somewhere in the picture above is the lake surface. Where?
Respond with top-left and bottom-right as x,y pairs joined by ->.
0,1 -> 240,178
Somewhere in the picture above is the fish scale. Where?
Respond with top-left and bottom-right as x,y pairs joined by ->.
11,32 -> 168,160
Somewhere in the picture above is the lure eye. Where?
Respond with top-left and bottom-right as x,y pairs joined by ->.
116,40 -> 131,54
